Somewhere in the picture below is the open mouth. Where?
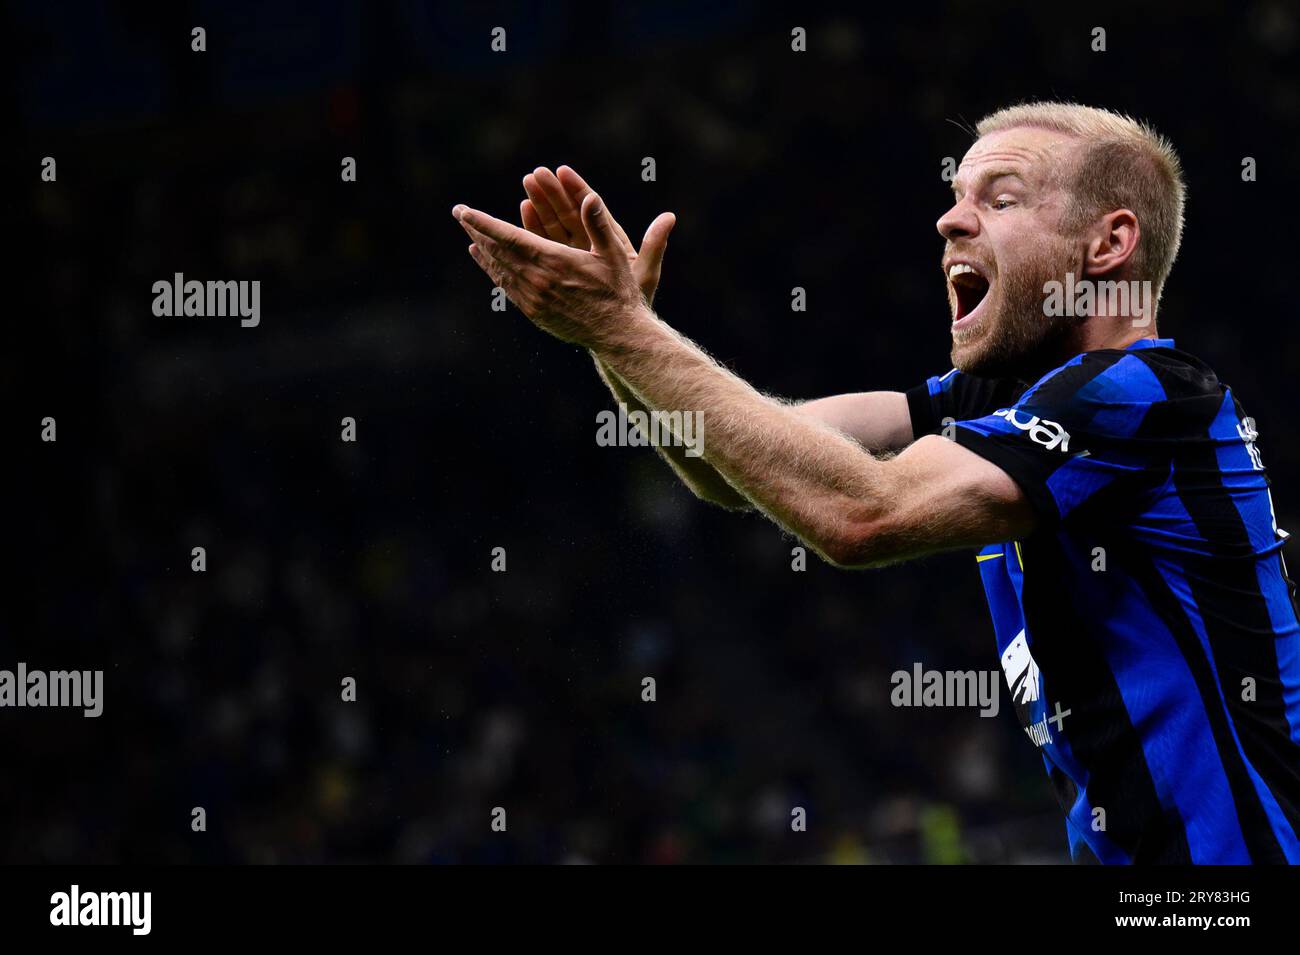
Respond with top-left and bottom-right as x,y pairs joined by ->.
948,262 -> 991,325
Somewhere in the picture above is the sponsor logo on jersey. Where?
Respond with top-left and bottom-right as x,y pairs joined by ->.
991,407 -> 1072,452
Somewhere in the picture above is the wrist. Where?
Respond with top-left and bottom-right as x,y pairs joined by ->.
590,303 -> 659,361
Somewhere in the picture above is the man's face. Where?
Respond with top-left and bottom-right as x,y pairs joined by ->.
937,127 -> 1085,378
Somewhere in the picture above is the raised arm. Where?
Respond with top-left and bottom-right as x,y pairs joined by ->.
593,353 -> 753,509
515,167 -> 914,511
592,313 -> 1033,566
451,193 -> 1036,567
516,166 -> 751,508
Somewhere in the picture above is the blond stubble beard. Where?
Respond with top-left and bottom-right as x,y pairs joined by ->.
951,235 -> 1082,380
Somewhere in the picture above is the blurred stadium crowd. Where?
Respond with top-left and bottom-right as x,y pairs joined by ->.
10,1 -> 1299,862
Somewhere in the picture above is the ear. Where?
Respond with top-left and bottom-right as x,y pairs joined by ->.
1082,209 -> 1140,278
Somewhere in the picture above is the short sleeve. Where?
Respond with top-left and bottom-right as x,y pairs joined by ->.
950,352 -> 1165,526
906,370 -> 1025,438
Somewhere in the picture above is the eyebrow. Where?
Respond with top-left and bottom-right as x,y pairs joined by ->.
951,169 -> 1028,196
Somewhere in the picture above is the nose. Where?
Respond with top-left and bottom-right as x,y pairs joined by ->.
936,196 -> 979,242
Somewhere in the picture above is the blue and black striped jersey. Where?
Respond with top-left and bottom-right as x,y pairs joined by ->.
907,337 -> 1300,864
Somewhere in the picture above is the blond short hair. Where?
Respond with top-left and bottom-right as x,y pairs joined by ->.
976,102 -> 1187,307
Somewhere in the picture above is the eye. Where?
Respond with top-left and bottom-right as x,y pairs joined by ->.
991,197 -> 1015,210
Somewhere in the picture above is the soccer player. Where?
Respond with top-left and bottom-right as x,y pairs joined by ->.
452,102 -> 1300,864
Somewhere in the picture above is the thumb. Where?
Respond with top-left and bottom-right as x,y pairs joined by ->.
581,192 -> 623,259
637,212 -> 676,292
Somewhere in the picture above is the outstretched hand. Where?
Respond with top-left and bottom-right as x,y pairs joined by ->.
518,166 -> 675,307
453,184 -> 667,350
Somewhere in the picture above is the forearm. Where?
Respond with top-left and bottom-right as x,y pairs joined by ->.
591,353 -> 753,510
592,307 -> 895,564
792,392 -> 913,452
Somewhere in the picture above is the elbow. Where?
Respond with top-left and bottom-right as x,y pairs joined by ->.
818,518 -> 898,570
820,539 -> 879,570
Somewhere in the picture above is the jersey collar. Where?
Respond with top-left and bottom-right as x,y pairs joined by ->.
1125,337 -> 1174,350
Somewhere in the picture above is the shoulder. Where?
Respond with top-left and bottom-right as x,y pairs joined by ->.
1013,345 -> 1222,437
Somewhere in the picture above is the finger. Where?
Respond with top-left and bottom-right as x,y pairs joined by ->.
533,167 -> 586,243
456,205 -> 548,255
522,174 -> 573,244
455,206 -> 554,263
581,192 -> 623,259
638,212 -> 676,291
557,166 -> 635,255
460,221 -> 533,278
520,199 -> 547,238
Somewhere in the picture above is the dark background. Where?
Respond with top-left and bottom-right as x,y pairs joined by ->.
8,0 -> 1298,863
